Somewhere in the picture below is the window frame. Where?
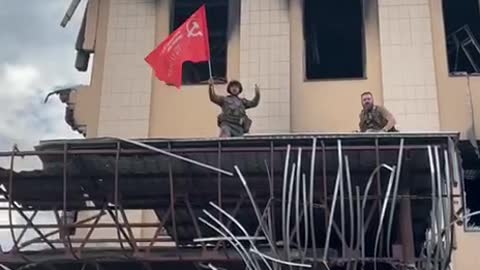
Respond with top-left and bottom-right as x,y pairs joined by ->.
441,0 -> 480,76
302,0 -> 368,82
169,0 -> 231,85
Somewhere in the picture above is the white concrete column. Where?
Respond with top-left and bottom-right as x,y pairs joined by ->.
97,0 -> 156,138
378,0 -> 440,131
239,0 -> 291,133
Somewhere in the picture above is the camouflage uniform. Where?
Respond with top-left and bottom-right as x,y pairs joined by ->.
209,85 -> 260,137
359,105 -> 397,132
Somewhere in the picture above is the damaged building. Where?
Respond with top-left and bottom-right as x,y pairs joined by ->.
0,0 -> 480,269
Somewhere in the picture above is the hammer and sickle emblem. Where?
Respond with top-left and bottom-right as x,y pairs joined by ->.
186,20 -> 203,38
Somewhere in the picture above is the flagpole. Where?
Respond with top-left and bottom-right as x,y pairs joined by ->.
208,59 -> 213,80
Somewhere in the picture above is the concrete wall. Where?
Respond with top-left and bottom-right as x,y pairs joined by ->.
96,0 -> 156,138
378,0 -> 440,131
289,0 -> 384,132
239,0 -> 291,133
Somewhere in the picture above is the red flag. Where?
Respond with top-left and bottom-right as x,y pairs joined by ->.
145,5 -> 210,89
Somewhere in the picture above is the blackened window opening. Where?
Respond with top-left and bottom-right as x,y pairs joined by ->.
303,0 -> 365,80
442,0 -> 480,74
172,0 -> 228,84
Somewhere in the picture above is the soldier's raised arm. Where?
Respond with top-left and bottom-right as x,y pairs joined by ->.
208,78 -> 224,106
244,84 -> 261,109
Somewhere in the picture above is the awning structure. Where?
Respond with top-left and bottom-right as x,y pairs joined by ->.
0,133 -> 461,270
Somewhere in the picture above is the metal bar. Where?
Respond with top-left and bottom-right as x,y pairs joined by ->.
281,144 -> 291,257
53,209 -> 68,250
216,141 -> 223,249
323,139 -> 343,261
114,142 -> 125,251
360,164 -> 394,260
79,207 -> 106,251
264,160 -> 275,252
354,186 -> 361,270
167,142 -> 181,258
118,206 -> 139,252
249,249 -> 312,268
373,167 -> 396,270
194,236 -> 266,242
344,156 -> 355,255
443,149 -> 453,269
106,208 -> 134,249
198,216 -> 255,270
15,211 -> 38,244
0,190 -> 57,250
301,173 -> 309,263
147,207 -> 171,251
285,163 -> 296,263
339,155 -> 346,258
374,138 -> 384,256
234,166 -> 278,254
321,140 -> 328,230
386,139 -> 404,258
295,148 -> 302,255
207,203 -> 272,270
0,144 -> 441,157
62,143 -> 76,257
213,195 -> 247,252
184,196 -> 206,252
7,145 -> 18,252
308,138 -> 317,265
18,211 -> 105,249
115,138 -> 233,176
269,140 -> 276,248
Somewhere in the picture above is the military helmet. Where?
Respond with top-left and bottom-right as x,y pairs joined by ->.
227,80 -> 243,95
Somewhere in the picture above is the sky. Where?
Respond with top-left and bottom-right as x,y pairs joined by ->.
0,1 -> 92,250
0,1 -> 89,170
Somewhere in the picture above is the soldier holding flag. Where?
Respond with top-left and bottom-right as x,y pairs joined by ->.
145,4 -> 261,137
209,79 -> 261,137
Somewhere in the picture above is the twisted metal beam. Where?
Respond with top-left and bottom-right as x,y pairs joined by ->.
322,140 -> 343,261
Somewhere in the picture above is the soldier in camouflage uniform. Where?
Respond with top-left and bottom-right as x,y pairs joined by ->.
209,79 -> 260,137
359,91 -> 397,132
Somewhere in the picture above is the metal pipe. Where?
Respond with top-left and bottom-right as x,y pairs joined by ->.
373,167 -> 396,270
114,142 -> 125,251
281,145 -> 291,256
294,148 -> 302,255
193,236 -> 266,243
322,140 -> 343,261
354,186 -> 361,270
7,145 -> 18,251
360,163 -> 394,260
249,248 -> 312,268
234,166 -> 277,254
344,156 -> 355,254
442,149 -> 453,270
285,164 -> 297,263
434,146 -> 447,269
301,173 -> 309,263
339,156 -> 346,258
199,216 -> 255,270
386,139 -> 404,257
207,203 -> 272,270
308,138 -> 317,264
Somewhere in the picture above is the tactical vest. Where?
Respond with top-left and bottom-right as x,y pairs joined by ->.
360,106 -> 388,131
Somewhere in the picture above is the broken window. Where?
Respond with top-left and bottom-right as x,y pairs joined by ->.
442,0 -> 480,74
172,0 -> 229,84
303,0 -> 365,80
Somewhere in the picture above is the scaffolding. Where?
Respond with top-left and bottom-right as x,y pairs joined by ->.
0,133 -> 463,270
